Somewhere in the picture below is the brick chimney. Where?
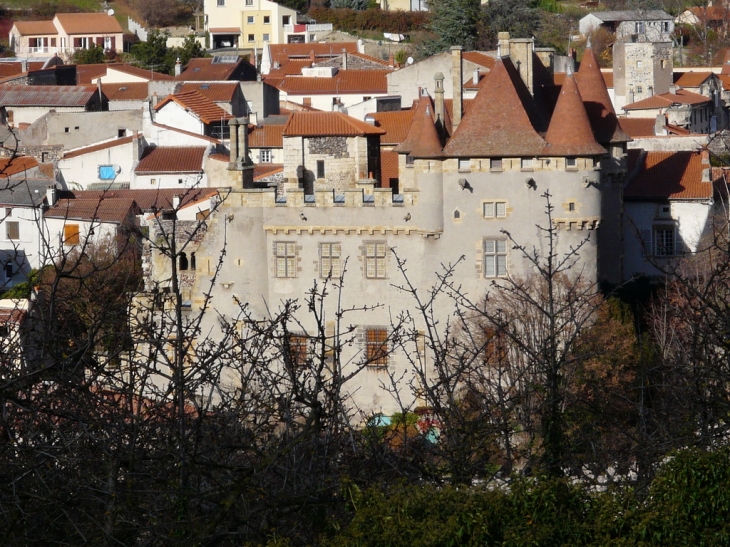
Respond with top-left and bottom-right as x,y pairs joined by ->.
451,46 -> 462,133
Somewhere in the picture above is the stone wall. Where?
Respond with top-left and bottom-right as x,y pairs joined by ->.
308,136 -> 348,158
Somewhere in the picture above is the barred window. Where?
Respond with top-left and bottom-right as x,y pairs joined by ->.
320,243 -> 342,278
275,242 -> 297,278
365,243 -> 386,279
366,328 -> 388,366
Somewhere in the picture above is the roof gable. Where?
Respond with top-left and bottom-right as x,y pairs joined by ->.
155,90 -> 233,124
443,57 -> 546,157
54,13 -> 123,35
282,111 -> 385,137
625,150 -> 713,200
135,146 -> 207,174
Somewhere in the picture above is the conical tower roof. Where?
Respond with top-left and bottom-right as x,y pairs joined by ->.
545,71 -> 606,156
575,47 -> 630,144
443,57 -> 546,157
394,95 -> 443,158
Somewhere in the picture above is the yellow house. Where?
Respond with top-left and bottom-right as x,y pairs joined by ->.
205,0 -> 298,48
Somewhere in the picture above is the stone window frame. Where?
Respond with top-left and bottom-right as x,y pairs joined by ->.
364,242 -> 387,279
364,327 -> 389,367
320,242 -> 342,279
566,157 -> 577,170
405,154 -> 414,167
274,241 -> 297,278
316,160 -> 325,179
458,158 -> 471,172
490,157 -> 503,171
483,201 -> 507,219
652,224 -> 677,257
520,157 -> 533,171
484,238 -> 507,278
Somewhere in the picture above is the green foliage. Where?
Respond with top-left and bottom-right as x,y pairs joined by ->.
2,268 -> 42,299
420,0 -> 481,54
177,35 -> 206,67
331,0 -> 370,9
129,31 -> 206,75
73,44 -> 105,65
476,0 -> 541,49
308,8 -> 429,34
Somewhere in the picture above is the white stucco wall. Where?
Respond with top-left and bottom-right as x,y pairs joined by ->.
58,141 -> 136,189
154,102 -> 205,135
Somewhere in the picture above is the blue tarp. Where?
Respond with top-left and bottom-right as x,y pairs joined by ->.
99,165 -> 116,180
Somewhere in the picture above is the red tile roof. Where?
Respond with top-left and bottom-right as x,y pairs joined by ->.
63,135 -> 136,159
282,111 -> 385,137
264,59 -> 313,82
55,12 -> 123,34
370,109 -> 415,145
69,188 -> 218,211
278,70 -> 390,95
179,82 -> 239,102
394,96 -> 443,158
0,85 -> 100,107
575,47 -> 629,143
462,51 -> 496,70
625,151 -> 713,200
545,73 -> 606,156
12,20 -> 57,35
270,43 -> 358,65
155,90 -> 233,124
0,62 -> 45,78
254,164 -> 284,181
623,89 -> 711,110
618,117 -> 657,138
444,57 -> 546,157
380,150 -> 399,186
555,70 -> 613,88
0,156 -> 39,178
249,123 -> 285,147
45,197 -> 139,224
177,57 -> 252,81
135,146 -> 207,174
101,82 -> 149,101
76,63 -> 173,84
674,71 -> 714,88
719,74 -> 730,90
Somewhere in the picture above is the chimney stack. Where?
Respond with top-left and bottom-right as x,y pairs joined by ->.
498,32 -> 510,58
451,46 -> 463,134
472,68 -> 479,85
342,48 -> 348,70
46,185 -> 57,207
434,72 -> 445,135
509,37 -> 534,96
702,149 -> 711,183
174,57 -> 182,77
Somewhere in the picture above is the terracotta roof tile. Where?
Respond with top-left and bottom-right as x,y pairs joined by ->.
55,13 -> 123,35
462,51 -> 496,70
282,111 -> 385,137
75,63 -> 109,84
249,124 -> 285,147
278,70 -> 390,94
665,123 -> 692,135
575,47 -> 629,144
443,57 -> 546,157
0,307 -> 27,326
68,188 -> 217,211
254,163 -> 284,181
177,57 -> 252,81
270,43 -> 358,65
0,85 -> 99,107
380,149 -> 399,186
545,73 -> 606,156
135,146 -> 207,174
674,71 -> 714,87
0,156 -> 39,178
179,82 -> 239,102
555,70 -> 613,88
101,82 -> 149,101
155,90 -> 233,124
370,109 -> 415,145
623,88 -> 711,110
63,135 -> 136,159
264,59 -> 313,81
45,197 -> 138,224
619,117 -> 657,138
394,96 -> 443,158
719,74 -> 730,90
625,151 -> 713,200
151,122 -> 221,144
13,20 -> 57,35
0,62 -> 44,78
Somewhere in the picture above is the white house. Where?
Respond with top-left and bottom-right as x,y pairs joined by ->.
57,134 -> 142,190
133,146 -> 210,189
204,0 -> 299,48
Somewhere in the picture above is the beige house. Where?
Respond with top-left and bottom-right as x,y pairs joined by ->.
9,13 -> 124,60
204,0 -> 298,49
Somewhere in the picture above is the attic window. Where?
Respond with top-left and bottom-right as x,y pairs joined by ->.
193,67 -> 201,72
566,157 -> 577,169
521,158 -> 533,170
458,159 -> 471,172
200,84 -> 209,89
490,158 -> 502,171
405,154 -> 414,167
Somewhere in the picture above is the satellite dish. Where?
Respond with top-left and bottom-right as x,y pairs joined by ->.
107,8 -> 115,15
407,57 -> 414,65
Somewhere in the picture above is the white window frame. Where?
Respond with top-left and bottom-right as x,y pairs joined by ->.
483,201 -> 507,219
247,15 -> 254,23
275,242 -> 297,278
653,225 -> 676,257
521,157 -> 533,170
320,243 -> 342,278
365,242 -> 387,279
217,0 -> 225,6
260,149 -> 273,163
484,239 -> 507,277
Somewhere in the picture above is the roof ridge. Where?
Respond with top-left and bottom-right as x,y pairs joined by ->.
394,96 -> 442,158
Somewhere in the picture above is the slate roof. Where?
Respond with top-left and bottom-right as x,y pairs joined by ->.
370,109 -> 416,145
179,82 -> 239,102
101,82 -> 149,101
44,197 -> 139,224
55,12 -> 124,34
623,89 -> 711,110
588,9 -> 672,21
249,124 -> 285,148
154,90 -> 233,124
624,151 -> 713,201
575,47 -> 630,144
544,72 -> 606,156
63,135 -> 136,160
282,112 -> 385,137
135,146 -> 207,174
443,57 -> 546,157
0,85 -> 100,107
278,70 -> 390,94
0,179 -> 54,207
12,20 -> 57,35
618,117 -> 657,138
394,96 -> 443,158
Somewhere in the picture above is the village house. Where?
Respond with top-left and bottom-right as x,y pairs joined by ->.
622,89 -> 714,133
8,12 -> 124,60
277,69 -> 392,111
203,0 -> 299,49
0,85 -> 108,127
579,10 -> 674,42
154,90 -> 233,139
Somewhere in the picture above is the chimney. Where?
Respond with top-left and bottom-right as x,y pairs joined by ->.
96,77 -> 102,103
173,194 -> 181,209
472,68 -> 479,85
310,50 -> 315,62
20,59 -> 27,72
498,32 -> 510,58
152,91 -> 159,108
509,37 -> 534,95
228,118 -> 240,163
451,45 -> 463,133
434,72 -> 445,134
239,116 -> 251,163
702,149 -> 711,183
342,48 -> 348,70
175,57 -> 182,77
388,52 -> 394,67
46,185 -> 57,207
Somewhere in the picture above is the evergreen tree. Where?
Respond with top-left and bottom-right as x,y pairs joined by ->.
477,0 -> 541,49
420,0 -> 481,55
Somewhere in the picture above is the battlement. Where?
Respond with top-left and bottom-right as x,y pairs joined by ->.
227,187 -> 419,208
